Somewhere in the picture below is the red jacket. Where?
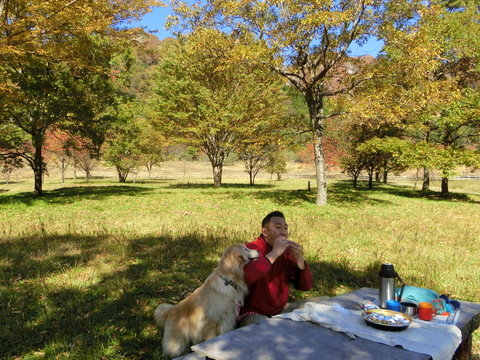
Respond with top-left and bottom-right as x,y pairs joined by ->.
240,235 -> 313,317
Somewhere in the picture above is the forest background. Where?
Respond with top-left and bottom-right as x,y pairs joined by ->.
1,0 -> 479,202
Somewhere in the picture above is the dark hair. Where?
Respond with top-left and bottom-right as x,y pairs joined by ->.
261,211 -> 285,228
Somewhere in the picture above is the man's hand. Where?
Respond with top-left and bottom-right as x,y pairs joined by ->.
266,236 -> 290,264
288,240 -> 306,270
266,237 -> 305,269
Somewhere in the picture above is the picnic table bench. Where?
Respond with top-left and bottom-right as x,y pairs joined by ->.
177,287 -> 480,360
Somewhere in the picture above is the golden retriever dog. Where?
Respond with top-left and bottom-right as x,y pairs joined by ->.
154,243 -> 259,358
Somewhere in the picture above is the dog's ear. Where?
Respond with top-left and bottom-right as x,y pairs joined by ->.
235,250 -> 248,263
218,248 -> 246,273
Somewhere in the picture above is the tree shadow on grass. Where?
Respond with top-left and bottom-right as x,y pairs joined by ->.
251,186 -> 391,206
0,234 -> 103,282
166,183 -> 274,190
1,230 -> 446,359
384,186 -> 480,204
0,185 -> 155,206
252,189 -> 317,206
0,231 -> 230,360
327,181 -> 387,205
193,180 -> 479,206
329,180 -> 480,204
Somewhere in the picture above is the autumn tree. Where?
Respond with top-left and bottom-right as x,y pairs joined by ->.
0,155 -> 23,184
101,36 -> 169,183
167,0 -> 418,204
335,119 -> 368,188
44,130 -> 73,183
56,136 -> 99,182
73,151 -> 98,183
150,29 -> 290,186
238,86 -> 302,185
237,142 -> 278,186
102,105 -> 143,183
0,0 -> 162,195
137,117 -> 168,180
357,137 -> 410,188
0,0 -> 162,63
125,38 -> 169,180
0,46 -> 116,194
103,44 -> 144,183
0,122 -> 27,183
266,151 -> 287,181
350,1 -> 480,194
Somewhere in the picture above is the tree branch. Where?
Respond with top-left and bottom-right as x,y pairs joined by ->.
46,0 -> 83,21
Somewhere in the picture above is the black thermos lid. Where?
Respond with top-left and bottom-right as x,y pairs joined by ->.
379,263 -> 396,278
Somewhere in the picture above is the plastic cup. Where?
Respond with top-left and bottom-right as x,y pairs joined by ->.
418,302 -> 437,321
386,299 -> 401,312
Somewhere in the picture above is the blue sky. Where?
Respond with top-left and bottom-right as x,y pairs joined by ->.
129,5 -> 173,39
130,5 -> 384,57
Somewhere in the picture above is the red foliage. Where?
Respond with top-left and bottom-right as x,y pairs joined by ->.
296,138 -> 345,170
296,143 -> 315,164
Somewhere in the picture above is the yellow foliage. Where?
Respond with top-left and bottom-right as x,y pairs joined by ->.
0,0 -> 163,62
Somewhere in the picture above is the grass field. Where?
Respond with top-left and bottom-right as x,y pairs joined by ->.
1,164 -> 479,359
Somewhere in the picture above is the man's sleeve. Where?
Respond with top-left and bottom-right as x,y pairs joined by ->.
243,257 -> 271,285
293,262 -> 313,291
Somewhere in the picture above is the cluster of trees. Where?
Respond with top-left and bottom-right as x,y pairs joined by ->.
0,0 -> 162,194
1,0 -> 479,204
149,29 -> 300,186
333,1 -> 480,194
166,0 -> 480,203
0,1 -> 307,190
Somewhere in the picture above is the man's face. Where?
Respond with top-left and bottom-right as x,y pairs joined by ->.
262,216 -> 289,246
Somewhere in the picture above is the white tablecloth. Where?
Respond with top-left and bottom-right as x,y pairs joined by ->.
275,302 -> 462,360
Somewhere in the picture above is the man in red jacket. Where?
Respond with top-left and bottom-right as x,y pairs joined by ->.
238,211 -> 313,327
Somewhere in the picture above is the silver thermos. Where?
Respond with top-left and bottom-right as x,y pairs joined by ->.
379,263 -> 405,309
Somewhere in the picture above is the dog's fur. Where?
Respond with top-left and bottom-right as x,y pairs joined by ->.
154,243 -> 259,358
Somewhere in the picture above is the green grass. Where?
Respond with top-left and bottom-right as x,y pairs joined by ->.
1,175 -> 480,359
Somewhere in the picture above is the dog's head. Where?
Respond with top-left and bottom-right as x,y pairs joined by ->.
217,243 -> 259,274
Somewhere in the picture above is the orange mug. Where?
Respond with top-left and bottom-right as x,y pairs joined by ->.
418,302 -> 437,321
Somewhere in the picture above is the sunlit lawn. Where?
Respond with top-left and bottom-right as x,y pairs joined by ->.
1,169 -> 479,359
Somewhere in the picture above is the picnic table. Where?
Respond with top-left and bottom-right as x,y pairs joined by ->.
179,287 -> 480,360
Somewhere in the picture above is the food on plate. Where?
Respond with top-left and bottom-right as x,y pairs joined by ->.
362,309 -> 412,331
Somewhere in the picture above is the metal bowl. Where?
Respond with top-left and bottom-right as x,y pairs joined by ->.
362,309 -> 413,331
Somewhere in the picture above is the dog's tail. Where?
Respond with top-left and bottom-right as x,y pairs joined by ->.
154,304 -> 174,327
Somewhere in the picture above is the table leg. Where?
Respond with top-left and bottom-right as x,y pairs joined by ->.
453,334 -> 472,360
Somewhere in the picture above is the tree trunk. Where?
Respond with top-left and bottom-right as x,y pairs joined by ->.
207,146 -> 225,187
368,171 -> 373,189
61,159 -> 66,183
441,177 -> 449,194
422,167 -> 430,191
353,175 -> 358,188
245,158 -> 254,185
383,170 -> 388,184
212,163 -> 223,187
306,88 -> 327,206
117,167 -> 128,183
33,143 -> 43,196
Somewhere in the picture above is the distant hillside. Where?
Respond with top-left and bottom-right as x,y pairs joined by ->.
129,29 -> 175,96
